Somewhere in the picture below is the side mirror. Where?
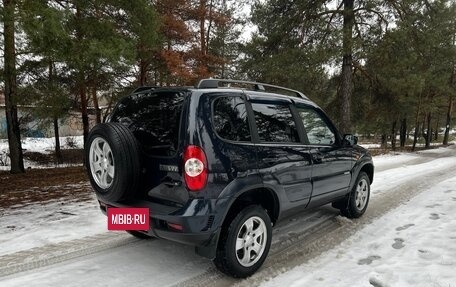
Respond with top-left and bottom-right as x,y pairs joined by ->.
343,134 -> 358,146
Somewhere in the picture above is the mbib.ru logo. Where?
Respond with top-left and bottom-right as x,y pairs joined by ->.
107,208 -> 149,231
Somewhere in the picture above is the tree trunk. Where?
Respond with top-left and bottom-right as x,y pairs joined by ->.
443,96 -> 452,145
220,0 -> 227,78
138,55 -> 148,85
80,81 -> 89,144
339,0 -> 354,134
412,120 -> 419,151
391,120 -> 397,151
434,117 -> 439,141
53,116 -> 63,164
412,110 -> 421,152
425,112 -> 432,149
421,114 -> 426,139
92,86 -> 101,124
199,0 -> 207,55
3,0 -> 24,174
76,5 -> 90,144
381,133 -> 387,149
49,61 -> 62,164
400,118 -> 407,148
197,0 -> 208,78
206,0 -> 213,55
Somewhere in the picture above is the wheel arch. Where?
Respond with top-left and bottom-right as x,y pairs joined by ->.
360,163 -> 374,184
221,187 -> 280,230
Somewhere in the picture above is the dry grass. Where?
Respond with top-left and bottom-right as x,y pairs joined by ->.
0,166 -> 93,209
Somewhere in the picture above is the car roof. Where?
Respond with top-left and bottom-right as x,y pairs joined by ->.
130,79 -> 317,107
196,79 -> 308,99
188,88 -> 317,107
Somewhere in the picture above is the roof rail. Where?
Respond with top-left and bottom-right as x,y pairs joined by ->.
132,86 -> 159,93
196,79 -> 308,99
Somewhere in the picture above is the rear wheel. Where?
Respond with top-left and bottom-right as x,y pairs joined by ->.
213,205 -> 272,278
85,123 -> 141,202
334,171 -> 370,218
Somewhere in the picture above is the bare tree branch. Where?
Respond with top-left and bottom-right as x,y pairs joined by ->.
353,7 -> 388,24
321,1 -> 344,44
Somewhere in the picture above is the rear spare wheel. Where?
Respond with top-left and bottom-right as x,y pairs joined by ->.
85,122 -> 141,202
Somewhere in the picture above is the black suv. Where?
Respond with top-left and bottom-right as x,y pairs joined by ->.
85,79 -> 374,278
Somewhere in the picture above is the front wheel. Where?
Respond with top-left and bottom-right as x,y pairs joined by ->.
335,171 -> 371,218
213,205 -> 272,278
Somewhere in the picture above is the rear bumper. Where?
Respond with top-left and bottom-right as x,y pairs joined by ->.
98,198 -> 223,259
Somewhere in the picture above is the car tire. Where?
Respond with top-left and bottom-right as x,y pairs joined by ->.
336,171 -> 370,218
126,230 -> 153,239
213,205 -> 272,278
85,122 -> 141,202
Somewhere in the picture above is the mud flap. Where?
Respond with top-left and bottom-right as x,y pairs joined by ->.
195,228 -> 221,259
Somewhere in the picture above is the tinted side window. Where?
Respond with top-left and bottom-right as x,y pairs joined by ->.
213,96 -> 251,142
297,107 -> 335,145
251,103 -> 299,143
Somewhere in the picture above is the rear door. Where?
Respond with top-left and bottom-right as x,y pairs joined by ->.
295,105 -> 352,205
110,90 -> 189,204
202,93 -> 260,199
249,96 -> 313,207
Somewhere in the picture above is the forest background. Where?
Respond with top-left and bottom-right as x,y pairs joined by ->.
1,0 -> 455,173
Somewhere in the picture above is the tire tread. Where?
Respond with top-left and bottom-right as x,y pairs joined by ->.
213,205 -> 271,278
85,122 -> 141,202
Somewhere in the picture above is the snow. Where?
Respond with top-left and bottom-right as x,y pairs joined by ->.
0,144 -> 455,286
417,147 -> 453,154
360,142 -> 445,149
0,136 -> 84,154
359,143 -> 381,149
261,174 -> 456,287
0,190 -> 105,256
0,136 -> 84,170
0,236 -> 211,287
372,156 -> 455,195
373,153 -> 421,169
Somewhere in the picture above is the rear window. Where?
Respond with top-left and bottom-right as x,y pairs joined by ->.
110,91 -> 185,156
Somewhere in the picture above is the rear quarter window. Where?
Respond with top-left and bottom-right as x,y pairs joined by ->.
213,96 -> 251,142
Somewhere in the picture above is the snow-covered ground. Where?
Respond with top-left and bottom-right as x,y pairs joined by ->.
0,146 -> 437,258
0,145 -> 455,286
261,177 -> 456,287
0,136 -> 84,154
0,190 -> 105,256
0,136 -> 84,170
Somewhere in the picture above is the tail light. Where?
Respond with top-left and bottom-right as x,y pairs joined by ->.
183,145 -> 208,191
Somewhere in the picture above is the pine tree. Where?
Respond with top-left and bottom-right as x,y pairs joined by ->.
207,0 -> 244,78
116,0 -> 160,86
2,0 -> 25,173
361,0 -> 456,150
20,0 -> 73,163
